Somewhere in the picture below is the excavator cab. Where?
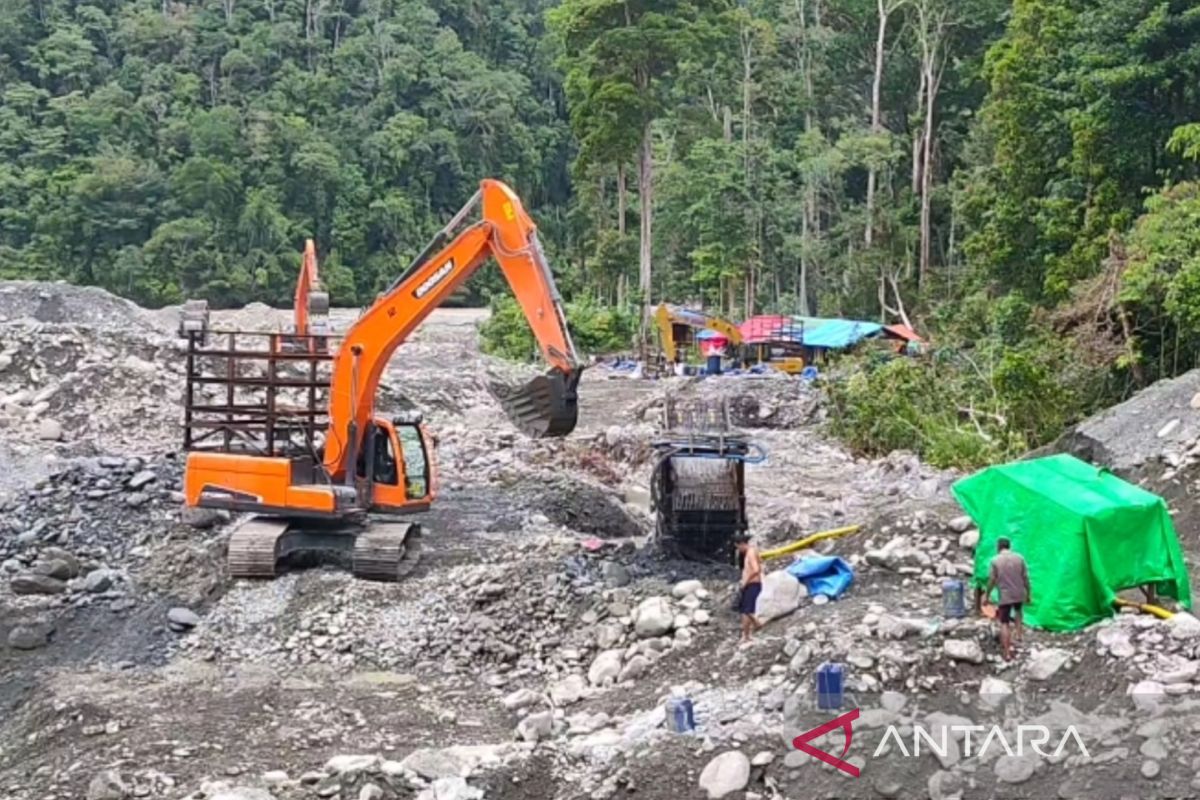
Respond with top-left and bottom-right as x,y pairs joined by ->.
357,416 -> 434,513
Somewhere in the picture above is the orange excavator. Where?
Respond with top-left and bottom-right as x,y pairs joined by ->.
182,179 -> 582,580
279,238 -> 330,353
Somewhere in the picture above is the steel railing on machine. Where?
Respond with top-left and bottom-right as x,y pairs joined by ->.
183,329 -> 335,462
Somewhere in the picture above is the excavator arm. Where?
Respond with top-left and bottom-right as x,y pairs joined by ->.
293,239 -> 330,339
322,179 -> 581,478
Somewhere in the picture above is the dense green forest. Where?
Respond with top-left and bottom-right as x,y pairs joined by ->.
3,0 -> 1200,465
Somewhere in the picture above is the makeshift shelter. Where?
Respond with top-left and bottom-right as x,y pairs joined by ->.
793,317 -> 883,350
952,454 -> 1192,631
739,315 -> 797,343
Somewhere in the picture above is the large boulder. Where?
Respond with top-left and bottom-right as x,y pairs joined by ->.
943,639 -> 985,665
633,596 -> 674,638
1024,648 -> 1072,681
400,748 -> 469,781
755,570 -> 806,622
588,650 -> 624,686
698,751 -> 751,799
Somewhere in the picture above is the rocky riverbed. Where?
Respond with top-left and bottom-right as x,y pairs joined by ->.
2,281 -> 1200,800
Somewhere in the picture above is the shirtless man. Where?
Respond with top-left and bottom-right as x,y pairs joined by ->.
735,535 -> 764,644
984,537 -> 1031,660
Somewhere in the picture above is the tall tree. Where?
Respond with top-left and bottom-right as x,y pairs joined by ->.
550,0 -> 731,313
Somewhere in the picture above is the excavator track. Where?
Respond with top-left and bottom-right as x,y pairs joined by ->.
491,368 -> 582,438
227,517 -> 291,578
226,517 -> 422,582
351,522 -> 422,581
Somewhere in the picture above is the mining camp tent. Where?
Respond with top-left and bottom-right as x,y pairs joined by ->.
952,454 -> 1192,631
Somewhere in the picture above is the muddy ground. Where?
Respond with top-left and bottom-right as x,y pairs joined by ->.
2,288 -> 1200,800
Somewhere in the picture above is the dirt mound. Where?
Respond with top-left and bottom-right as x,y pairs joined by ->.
0,281 -> 165,332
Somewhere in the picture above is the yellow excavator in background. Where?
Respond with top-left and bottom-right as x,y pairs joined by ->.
654,303 -> 743,369
182,179 -> 583,581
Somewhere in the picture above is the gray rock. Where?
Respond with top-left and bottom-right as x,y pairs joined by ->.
8,624 -> 51,650
1130,680 -> 1165,711
958,529 -> 980,550
37,418 -> 63,441
618,654 -> 650,682
872,775 -> 903,798
698,751 -> 750,799
84,569 -> 114,594
33,558 -> 72,581
979,677 -> 1013,708
182,507 -> 225,529
128,469 -> 158,489
1025,648 -> 1072,681
788,645 -> 813,675
588,649 -> 623,686
400,748 -> 468,781
755,570 -> 806,622
516,710 -> 554,743
1167,612 -> 1200,640
928,770 -> 964,800
359,786 -> 384,800
325,754 -> 378,774
41,547 -> 81,577
634,596 -> 674,638
994,754 -> 1037,784
750,751 -> 775,766
11,572 -> 66,595
601,561 -> 630,587
415,777 -> 483,800
502,688 -> 542,711
550,674 -> 588,706
1139,738 -> 1168,760
947,516 -> 973,533
167,607 -> 201,629
943,639 -> 985,665
672,579 -> 704,598
1142,760 -> 1161,779
86,770 -> 129,800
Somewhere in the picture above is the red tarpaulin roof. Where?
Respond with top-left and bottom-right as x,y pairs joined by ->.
739,315 -> 794,344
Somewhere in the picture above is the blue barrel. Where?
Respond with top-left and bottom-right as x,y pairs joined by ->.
816,663 -> 845,710
706,354 -> 722,375
665,696 -> 696,733
942,579 -> 966,618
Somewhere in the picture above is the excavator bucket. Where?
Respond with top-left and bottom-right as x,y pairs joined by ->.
490,367 -> 582,438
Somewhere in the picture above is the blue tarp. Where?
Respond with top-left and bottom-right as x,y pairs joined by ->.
794,317 -> 884,349
786,555 -> 855,599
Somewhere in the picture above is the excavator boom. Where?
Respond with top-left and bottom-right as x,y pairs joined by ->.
321,179 -> 581,477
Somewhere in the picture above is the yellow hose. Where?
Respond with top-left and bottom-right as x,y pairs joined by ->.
761,524 -> 862,561
1113,598 -> 1175,619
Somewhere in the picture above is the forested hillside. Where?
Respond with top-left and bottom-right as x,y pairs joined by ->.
0,0 -> 573,306
3,0 -> 1200,463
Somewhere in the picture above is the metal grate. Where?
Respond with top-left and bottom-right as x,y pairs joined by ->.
183,329 -> 335,459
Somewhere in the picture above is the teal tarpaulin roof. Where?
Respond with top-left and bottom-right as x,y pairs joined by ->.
794,317 -> 883,349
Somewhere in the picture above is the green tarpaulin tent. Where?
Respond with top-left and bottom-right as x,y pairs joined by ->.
952,454 -> 1192,631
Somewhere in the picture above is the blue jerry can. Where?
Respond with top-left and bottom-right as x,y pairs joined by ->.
665,696 -> 696,733
942,579 -> 966,618
816,662 -> 845,710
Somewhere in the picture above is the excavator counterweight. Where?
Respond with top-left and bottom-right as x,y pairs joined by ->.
183,179 -> 583,581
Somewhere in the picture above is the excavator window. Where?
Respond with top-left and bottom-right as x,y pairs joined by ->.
372,426 -> 398,486
396,424 -> 429,500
